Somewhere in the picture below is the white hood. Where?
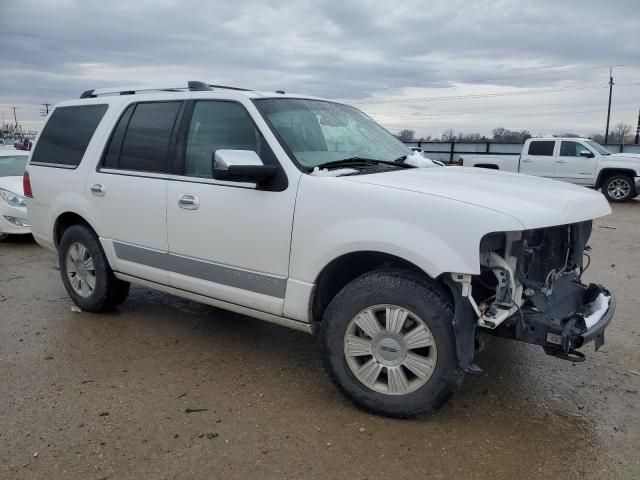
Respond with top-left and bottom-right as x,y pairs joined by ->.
344,167 -> 611,230
610,152 -> 640,164
0,176 -> 24,196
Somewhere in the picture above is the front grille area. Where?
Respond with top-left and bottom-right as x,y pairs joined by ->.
517,221 -> 592,289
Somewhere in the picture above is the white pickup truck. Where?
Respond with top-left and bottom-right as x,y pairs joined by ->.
459,137 -> 640,202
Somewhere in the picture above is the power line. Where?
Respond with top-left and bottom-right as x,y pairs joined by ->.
324,64 -> 640,97
351,82 -> 610,105
365,99 -> 640,118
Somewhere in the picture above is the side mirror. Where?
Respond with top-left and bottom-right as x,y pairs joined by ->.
579,149 -> 595,158
212,150 -> 277,184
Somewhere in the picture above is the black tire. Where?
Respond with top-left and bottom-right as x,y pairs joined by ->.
602,174 -> 636,202
58,225 -> 130,312
0,233 -> 8,242
319,270 -> 462,418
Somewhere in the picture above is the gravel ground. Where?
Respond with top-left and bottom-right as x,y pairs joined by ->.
1,201 -> 639,480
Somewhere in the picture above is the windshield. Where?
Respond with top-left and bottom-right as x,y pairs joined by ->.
0,155 -> 28,177
585,140 -> 611,156
253,98 -> 410,169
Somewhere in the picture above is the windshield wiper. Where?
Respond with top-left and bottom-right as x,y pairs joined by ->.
314,157 -> 413,170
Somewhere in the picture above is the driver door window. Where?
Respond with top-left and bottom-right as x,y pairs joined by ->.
185,101 -> 263,177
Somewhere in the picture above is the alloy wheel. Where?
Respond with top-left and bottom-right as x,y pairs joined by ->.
65,242 -> 96,298
343,304 -> 437,395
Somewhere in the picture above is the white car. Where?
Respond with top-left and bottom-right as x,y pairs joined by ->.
0,149 -> 30,241
459,137 -> 640,202
25,82 -> 614,418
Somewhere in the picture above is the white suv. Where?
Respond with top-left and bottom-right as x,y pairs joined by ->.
26,81 -> 615,418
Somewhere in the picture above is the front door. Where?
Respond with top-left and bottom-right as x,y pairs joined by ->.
166,100 -> 297,315
555,140 -> 597,185
519,139 -> 557,177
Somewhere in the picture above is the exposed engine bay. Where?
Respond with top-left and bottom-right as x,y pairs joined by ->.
448,220 -> 614,368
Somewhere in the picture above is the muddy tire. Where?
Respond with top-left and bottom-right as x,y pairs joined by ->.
320,270 -> 462,418
58,225 -> 129,312
602,174 -> 636,202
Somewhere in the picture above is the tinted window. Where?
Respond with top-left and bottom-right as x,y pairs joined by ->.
31,104 -> 108,166
560,141 -> 588,157
527,140 -> 555,156
118,102 -> 181,172
103,104 -> 135,169
185,101 -> 261,177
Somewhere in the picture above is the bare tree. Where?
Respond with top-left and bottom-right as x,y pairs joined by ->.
457,133 -> 482,142
492,127 -> 509,140
614,122 -> 632,144
589,133 -> 606,144
416,135 -> 432,142
397,129 -> 415,142
441,129 -> 455,141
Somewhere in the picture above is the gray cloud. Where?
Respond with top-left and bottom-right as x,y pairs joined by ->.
1,0 -> 638,136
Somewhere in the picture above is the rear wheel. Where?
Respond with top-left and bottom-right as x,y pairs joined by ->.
320,270 -> 462,418
602,174 -> 636,202
58,225 -> 130,312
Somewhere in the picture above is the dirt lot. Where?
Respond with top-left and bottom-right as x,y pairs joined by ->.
1,202 -> 639,480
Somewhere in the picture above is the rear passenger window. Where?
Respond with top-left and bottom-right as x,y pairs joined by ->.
185,101 -> 262,177
31,104 -> 108,167
104,102 -> 181,172
527,141 -> 555,156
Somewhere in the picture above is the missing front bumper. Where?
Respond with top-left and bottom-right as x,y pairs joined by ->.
491,283 -> 614,360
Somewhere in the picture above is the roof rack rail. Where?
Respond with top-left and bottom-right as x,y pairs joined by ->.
79,80 -> 215,99
208,84 -> 252,92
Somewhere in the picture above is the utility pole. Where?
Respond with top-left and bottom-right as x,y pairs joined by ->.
11,106 -> 19,129
635,108 -> 640,145
40,101 -> 52,116
604,66 -> 614,144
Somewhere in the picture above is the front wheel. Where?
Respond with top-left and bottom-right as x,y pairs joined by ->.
320,270 -> 462,418
602,174 -> 636,202
58,225 -> 130,312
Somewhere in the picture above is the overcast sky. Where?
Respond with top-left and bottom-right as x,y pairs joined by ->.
1,0 -> 638,138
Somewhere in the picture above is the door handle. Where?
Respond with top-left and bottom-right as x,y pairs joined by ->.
522,159 -> 532,163
557,160 -> 568,163
178,194 -> 200,210
90,183 -> 106,196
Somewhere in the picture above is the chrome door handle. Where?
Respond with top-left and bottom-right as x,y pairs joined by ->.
557,160 -> 568,163
90,183 -> 106,196
522,159 -> 532,163
178,194 -> 200,210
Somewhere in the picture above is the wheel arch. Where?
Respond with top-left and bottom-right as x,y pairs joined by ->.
53,211 -> 99,248
595,168 -> 637,188
310,250 -> 450,324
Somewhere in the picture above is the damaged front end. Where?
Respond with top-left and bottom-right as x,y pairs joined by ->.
447,220 -> 614,369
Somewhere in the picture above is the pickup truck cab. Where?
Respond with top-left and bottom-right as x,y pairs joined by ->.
25,83 -> 615,418
460,137 -> 640,202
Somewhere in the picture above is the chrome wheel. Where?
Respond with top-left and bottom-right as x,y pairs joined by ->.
607,178 -> 631,200
65,242 -> 96,298
344,305 -> 437,395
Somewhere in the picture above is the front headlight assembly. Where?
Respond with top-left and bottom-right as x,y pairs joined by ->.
0,188 -> 27,207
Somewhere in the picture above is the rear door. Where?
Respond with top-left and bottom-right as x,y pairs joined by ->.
555,140 -> 597,185
519,140 -> 557,177
85,100 -> 185,285
165,99 -> 296,316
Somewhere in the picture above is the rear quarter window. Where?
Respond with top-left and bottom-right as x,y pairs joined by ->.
527,141 -> 555,156
30,104 -> 108,167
